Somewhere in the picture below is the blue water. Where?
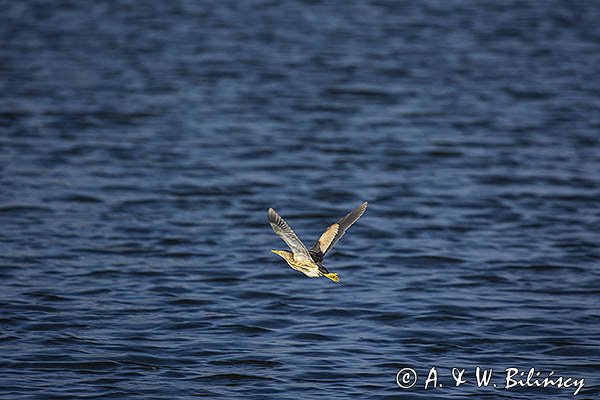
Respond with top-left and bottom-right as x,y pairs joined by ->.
1,1 -> 599,399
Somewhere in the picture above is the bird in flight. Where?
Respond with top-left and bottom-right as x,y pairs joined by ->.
268,202 -> 367,283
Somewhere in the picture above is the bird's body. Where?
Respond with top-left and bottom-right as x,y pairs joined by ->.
268,202 -> 368,283
270,250 -> 326,278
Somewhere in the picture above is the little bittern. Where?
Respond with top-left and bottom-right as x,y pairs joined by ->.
268,202 -> 367,283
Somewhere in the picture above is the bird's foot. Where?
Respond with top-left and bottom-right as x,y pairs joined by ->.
323,273 -> 339,283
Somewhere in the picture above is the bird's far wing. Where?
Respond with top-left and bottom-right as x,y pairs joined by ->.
268,208 -> 312,262
310,201 -> 367,260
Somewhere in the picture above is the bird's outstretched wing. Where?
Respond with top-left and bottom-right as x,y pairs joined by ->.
268,208 -> 312,262
310,201 -> 367,262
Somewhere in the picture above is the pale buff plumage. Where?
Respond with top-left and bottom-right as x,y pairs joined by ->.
268,202 -> 368,283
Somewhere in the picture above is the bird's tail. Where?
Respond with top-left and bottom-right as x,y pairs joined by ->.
323,273 -> 339,283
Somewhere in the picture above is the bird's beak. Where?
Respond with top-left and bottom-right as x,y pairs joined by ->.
270,250 -> 278,255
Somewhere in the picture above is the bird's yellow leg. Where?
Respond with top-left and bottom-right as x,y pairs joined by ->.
323,273 -> 339,283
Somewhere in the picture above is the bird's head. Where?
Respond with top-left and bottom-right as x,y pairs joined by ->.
271,250 -> 293,261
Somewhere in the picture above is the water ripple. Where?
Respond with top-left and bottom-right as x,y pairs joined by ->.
1,1 -> 599,399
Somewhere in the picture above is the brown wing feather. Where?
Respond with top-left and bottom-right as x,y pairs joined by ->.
310,201 -> 367,258
312,224 -> 339,256
268,208 -> 311,262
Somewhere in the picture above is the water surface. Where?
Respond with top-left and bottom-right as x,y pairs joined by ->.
1,1 -> 599,399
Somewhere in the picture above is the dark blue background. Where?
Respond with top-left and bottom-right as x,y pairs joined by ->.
1,1 -> 599,398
